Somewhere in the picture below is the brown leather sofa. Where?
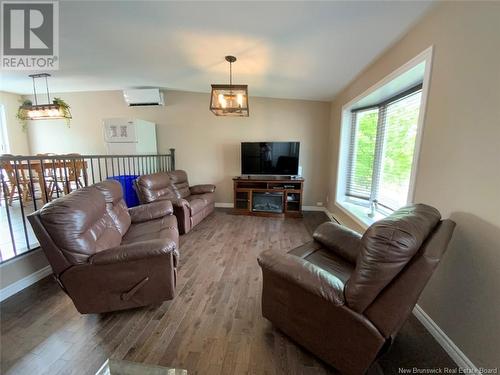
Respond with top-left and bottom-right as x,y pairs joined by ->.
258,204 -> 455,375
134,170 -> 215,234
28,180 -> 179,314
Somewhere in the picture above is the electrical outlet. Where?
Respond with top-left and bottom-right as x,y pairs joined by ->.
316,202 -> 323,207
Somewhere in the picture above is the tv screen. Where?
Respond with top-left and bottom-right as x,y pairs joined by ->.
241,142 -> 300,175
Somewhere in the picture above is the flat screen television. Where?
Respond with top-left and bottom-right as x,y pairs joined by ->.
241,142 -> 300,175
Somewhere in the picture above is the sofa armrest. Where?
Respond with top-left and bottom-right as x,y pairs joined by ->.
257,250 -> 345,306
128,201 -> 173,223
170,198 -> 189,207
169,199 -> 191,234
90,238 -> 177,265
313,222 -> 362,264
190,184 -> 216,195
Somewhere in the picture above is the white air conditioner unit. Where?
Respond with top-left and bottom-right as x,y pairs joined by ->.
123,88 -> 164,106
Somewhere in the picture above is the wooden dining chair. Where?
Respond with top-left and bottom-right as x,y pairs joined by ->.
65,153 -> 86,192
35,153 -> 60,200
49,153 -> 86,195
0,156 -> 37,206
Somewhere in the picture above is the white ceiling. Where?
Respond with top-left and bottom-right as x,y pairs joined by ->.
0,1 -> 434,101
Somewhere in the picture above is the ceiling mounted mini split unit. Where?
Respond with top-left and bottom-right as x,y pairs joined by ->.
123,88 -> 164,106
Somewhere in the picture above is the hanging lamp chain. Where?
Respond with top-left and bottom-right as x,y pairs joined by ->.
45,75 -> 50,104
32,75 -> 38,106
28,73 -> 52,106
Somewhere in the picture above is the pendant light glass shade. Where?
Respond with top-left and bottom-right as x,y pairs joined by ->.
210,84 -> 249,117
210,56 -> 249,117
19,73 -> 72,121
23,103 -> 68,120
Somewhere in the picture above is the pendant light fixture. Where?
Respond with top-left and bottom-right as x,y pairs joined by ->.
210,56 -> 249,117
19,73 -> 72,120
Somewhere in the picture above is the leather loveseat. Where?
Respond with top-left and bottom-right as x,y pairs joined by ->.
134,170 -> 215,234
258,204 -> 455,374
28,180 -> 179,314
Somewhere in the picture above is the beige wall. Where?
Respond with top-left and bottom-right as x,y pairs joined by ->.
327,2 -> 500,368
0,250 -> 49,291
0,91 -> 30,154
27,90 -> 331,206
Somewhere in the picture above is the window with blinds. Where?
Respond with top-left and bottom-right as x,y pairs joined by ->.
345,85 -> 422,212
346,109 -> 378,199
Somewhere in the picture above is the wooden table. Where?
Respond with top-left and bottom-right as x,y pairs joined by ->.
14,159 -> 87,204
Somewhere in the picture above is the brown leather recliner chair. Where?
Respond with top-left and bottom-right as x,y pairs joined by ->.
28,180 -> 179,314
258,204 -> 455,375
134,170 -> 215,234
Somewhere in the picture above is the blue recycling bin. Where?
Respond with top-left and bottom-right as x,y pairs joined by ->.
108,175 -> 140,207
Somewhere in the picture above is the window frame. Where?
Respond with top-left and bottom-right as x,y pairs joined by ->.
335,46 -> 434,228
347,85 -> 423,210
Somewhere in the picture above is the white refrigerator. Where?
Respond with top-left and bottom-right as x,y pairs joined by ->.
103,118 -> 157,155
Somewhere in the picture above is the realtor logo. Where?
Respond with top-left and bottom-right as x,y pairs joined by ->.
1,1 -> 59,70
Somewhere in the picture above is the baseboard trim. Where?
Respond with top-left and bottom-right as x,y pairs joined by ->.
0,265 -> 53,302
413,304 -> 477,370
323,209 -> 341,224
302,205 -> 325,211
215,202 -> 233,208
215,203 -> 334,215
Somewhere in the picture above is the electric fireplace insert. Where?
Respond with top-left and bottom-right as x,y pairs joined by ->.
252,192 -> 284,213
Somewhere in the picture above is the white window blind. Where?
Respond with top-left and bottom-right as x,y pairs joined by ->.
346,108 -> 378,199
377,91 -> 422,210
345,86 -> 422,212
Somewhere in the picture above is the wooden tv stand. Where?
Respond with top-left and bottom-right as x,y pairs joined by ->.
232,176 -> 304,218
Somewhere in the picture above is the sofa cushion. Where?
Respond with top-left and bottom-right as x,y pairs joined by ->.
304,249 -> 355,284
135,172 -> 177,203
94,180 -> 131,235
186,197 -> 206,215
191,192 -> 215,205
38,187 -> 122,264
345,204 -> 441,313
168,170 -> 190,199
128,200 -> 173,223
123,214 -> 179,250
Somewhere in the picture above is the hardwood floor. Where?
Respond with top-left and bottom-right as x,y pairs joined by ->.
0,210 -> 456,374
